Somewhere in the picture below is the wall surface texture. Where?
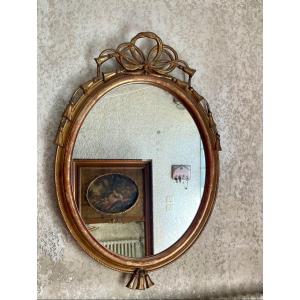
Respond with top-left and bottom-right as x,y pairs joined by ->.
37,0 -> 263,299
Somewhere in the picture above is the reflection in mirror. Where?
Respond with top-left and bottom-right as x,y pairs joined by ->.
72,84 -> 206,257
86,222 -> 145,258
86,174 -> 139,214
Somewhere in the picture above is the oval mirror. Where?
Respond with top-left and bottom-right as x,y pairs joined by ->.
55,32 -> 221,289
72,83 -> 206,257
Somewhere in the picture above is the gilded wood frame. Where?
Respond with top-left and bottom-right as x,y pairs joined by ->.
54,32 -> 221,289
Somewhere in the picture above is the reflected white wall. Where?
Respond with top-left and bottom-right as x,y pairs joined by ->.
73,84 -> 205,254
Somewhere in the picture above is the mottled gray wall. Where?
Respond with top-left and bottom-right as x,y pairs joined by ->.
37,0 -> 263,299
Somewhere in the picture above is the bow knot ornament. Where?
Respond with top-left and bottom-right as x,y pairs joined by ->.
94,32 -> 196,85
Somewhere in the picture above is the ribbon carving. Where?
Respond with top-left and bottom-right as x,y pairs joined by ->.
95,32 -> 196,85
126,269 -> 154,290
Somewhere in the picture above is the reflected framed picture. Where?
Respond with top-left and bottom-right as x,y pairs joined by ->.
71,159 -> 153,255
86,173 -> 139,214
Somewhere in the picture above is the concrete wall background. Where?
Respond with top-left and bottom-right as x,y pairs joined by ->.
38,0 -> 262,299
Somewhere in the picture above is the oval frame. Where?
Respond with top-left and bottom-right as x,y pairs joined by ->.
54,32 -> 220,278
86,173 -> 140,214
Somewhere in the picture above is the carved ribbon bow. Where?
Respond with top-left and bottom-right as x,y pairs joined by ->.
95,32 -> 196,84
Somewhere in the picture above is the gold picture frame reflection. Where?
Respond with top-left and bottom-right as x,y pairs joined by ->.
71,159 -> 154,256
86,173 -> 139,214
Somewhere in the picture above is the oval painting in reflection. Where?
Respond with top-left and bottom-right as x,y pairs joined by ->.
86,174 -> 139,214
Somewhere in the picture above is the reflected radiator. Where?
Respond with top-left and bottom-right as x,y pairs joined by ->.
102,239 -> 143,258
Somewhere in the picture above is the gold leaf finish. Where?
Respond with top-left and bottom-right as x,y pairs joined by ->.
94,32 -> 195,85
54,32 -> 221,289
126,269 -> 154,290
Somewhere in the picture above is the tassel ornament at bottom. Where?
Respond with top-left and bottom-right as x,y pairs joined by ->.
126,269 -> 154,290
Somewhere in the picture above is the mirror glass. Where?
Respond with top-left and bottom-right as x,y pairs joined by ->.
72,84 -> 206,258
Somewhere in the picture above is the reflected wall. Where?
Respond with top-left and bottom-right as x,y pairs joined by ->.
73,84 -> 205,254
